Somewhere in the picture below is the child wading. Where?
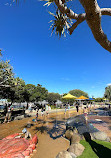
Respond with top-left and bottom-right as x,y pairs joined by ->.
83,107 -> 88,124
36,110 -> 39,122
22,128 -> 32,140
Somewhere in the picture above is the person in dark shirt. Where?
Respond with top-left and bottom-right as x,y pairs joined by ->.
36,109 -> 39,121
4,104 -> 8,115
76,104 -> 79,115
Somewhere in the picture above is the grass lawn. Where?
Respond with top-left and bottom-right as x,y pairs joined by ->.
78,140 -> 111,158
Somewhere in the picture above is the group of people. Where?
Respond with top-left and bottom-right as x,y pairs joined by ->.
35,106 -> 50,122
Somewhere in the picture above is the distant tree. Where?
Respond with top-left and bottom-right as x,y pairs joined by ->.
69,89 -> 89,98
47,92 -> 61,104
6,77 -> 25,103
94,97 -> 103,102
30,84 -> 48,102
0,60 -> 14,88
22,84 -> 48,108
104,86 -> 111,101
22,84 -> 36,109
0,60 -> 16,99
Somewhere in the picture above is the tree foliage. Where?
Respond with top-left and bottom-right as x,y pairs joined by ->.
47,92 -> 61,104
69,89 -> 89,98
6,77 -> 25,103
29,84 -> 48,102
0,60 -> 15,99
0,60 -> 14,88
94,97 -> 103,102
104,86 -> 111,101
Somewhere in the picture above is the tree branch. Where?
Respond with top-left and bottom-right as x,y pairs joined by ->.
101,8 -> 111,16
54,0 -> 86,20
79,0 -> 111,52
68,17 -> 85,35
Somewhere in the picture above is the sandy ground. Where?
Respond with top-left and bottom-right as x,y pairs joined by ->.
0,110 -> 78,158
0,108 -> 111,158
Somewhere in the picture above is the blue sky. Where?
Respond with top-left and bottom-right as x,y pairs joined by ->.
0,0 -> 111,98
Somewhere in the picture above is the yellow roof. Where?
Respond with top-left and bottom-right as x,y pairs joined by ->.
103,98 -> 107,101
77,96 -> 88,100
62,93 -> 77,99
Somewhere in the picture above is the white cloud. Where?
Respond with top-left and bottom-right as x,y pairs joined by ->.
60,77 -> 70,81
5,3 -> 9,6
107,83 -> 111,86
91,86 -> 95,89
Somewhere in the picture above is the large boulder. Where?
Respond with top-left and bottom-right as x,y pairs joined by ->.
56,151 -> 72,158
91,131 -> 110,142
67,143 -> 85,157
71,134 -> 80,144
65,130 -> 73,140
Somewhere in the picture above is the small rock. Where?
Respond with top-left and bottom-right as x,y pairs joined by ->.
56,151 -> 72,158
73,128 -> 78,134
65,130 -> 73,140
68,143 -> 85,156
91,131 -> 110,142
71,134 -> 80,144
69,152 -> 77,158
14,115 -> 24,120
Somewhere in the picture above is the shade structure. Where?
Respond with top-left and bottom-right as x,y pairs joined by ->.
77,96 -> 88,100
86,98 -> 95,101
103,98 -> 107,101
62,93 -> 77,99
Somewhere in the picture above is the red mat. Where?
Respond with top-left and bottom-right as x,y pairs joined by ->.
0,133 -> 37,158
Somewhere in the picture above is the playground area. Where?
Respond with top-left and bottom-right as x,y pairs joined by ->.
0,107 -> 111,158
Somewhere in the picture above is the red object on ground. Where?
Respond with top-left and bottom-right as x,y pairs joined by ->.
30,134 -> 38,144
5,133 -> 19,139
0,133 -> 37,158
22,150 -> 30,156
29,144 -> 36,150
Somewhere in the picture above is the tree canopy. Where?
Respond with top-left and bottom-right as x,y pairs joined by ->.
104,85 -> 111,101
0,60 -> 14,88
47,92 -> 61,104
69,89 -> 89,98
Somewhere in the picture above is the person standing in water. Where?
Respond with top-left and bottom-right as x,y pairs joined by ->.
83,107 -> 88,124
36,109 -> 39,122
76,102 -> 79,115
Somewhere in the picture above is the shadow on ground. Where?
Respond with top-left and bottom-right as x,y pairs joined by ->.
83,132 -> 111,158
32,119 -> 66,140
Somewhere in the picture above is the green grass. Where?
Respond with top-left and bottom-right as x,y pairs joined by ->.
78,140 -> 111,158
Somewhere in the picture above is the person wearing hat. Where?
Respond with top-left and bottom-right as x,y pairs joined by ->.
22,128 -> 32,139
